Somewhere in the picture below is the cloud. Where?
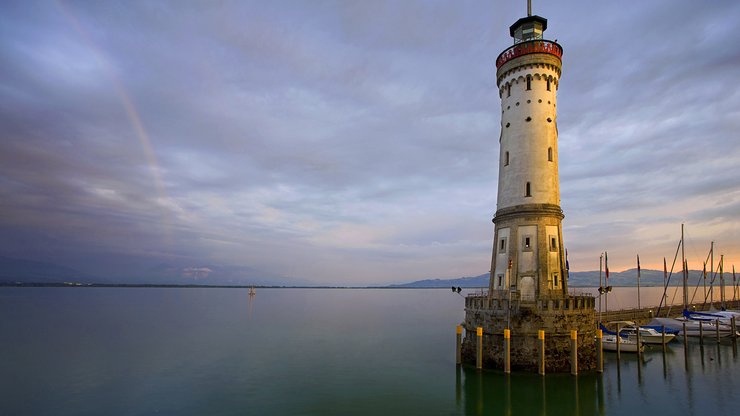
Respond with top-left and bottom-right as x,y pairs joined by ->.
0,0 -> 739,284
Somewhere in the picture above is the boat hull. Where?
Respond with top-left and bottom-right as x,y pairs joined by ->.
598,335 -> 643,353
648,317 -> 738,338
626,334 -> 675,345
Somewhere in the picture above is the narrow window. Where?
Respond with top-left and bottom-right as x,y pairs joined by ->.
504,151 -> 509,166
547,78 -> 551,91
526,75 -> 531,90
500,238 -> 506,251
553,274 -> 559,287
507,84 -> 511,97
497,275 -> 503,287
525,182 -> 531,197
548,147 -> 553,162
524,237 -> 531,249
550,237 -> 557,251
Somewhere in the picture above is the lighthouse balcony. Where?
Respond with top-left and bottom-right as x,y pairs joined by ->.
465,291 -> 594,314
496,39 -> 562,69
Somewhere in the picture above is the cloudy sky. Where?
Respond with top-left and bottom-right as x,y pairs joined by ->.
1,0 -> 739,285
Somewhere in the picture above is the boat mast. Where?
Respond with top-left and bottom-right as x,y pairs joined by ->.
720,255 -> 725,310
702,260 -> 707,304
599,253 -> 603,323
734,265 -> 737,303
681,224 -> 688,310
637,254 -> 641,310
710,241 -> 714,306
605,251 -> 609,319
663,257 -> 668,307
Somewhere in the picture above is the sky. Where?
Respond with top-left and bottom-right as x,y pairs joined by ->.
1,0 -> 739,286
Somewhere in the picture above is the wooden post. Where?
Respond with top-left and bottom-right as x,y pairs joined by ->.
636,325 -> 642,360
538,329 -> 545,375
732,317 -> 737,343
596,329 -> 603,373
683,321 -> 689,370
456,325 -> 462,365
662,325 -> 667,354
661,325 -> 667,376
570,330 -> 578,376
504,328 -> 511,374
616,323 -> 621,360
716,319 -> 721,343
699,321 -> 704,344
476,327 -> 483,369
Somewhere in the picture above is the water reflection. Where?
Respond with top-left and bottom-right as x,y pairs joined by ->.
457,368 -> 602,415
455,339 -> 739,416
247,289 -> 255,320
540,377 -> 546,416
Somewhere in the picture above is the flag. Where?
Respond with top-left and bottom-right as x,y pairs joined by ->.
565,249 -> 570,271
605,251 -> 609,280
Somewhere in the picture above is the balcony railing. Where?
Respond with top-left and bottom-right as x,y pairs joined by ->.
496,39 -> 563,69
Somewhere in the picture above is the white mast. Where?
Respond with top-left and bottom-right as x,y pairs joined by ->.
682,224 -> 688,310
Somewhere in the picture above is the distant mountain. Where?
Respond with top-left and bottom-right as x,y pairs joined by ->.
135,263 -> 311,286
0,256 -> 309,286
389,273 -> 489,288
390,269 -> 722,288
567,268 -> 715,287
0,256 -> 94,283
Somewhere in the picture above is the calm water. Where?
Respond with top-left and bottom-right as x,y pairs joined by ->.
1,287 -> 737,415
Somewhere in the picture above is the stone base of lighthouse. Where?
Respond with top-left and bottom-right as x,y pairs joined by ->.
461,294 -> 596,373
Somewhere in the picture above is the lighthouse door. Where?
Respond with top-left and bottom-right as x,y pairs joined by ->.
520,276 -> 535,302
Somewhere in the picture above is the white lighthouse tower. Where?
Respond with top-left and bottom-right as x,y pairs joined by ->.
462,3 -> 595,372
487,3 -> 568,302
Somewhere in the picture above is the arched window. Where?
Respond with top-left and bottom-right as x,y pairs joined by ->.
525,182 -> 531,197
526,75 -> 531,90
548,147 -> 553,162
546,78 -> 551,91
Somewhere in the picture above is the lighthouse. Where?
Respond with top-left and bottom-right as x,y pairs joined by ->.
461,3 -> 596,373
487,4 -> 567,302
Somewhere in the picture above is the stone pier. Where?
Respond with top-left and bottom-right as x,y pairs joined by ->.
462,290 -> 596,373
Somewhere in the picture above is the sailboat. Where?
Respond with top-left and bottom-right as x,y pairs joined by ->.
616,321 -> 676,345
648,225 -> 739,337
248,286 -> 256,296
598,323 -> 644,352
651,315 -> 736,337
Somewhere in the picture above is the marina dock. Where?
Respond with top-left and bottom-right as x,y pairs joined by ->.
600,299 -> 740,325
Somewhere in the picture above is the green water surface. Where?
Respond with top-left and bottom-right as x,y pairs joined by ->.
0,288 -> 737,415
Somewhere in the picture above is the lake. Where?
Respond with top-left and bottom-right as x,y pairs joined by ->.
1,287 -> 737,415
